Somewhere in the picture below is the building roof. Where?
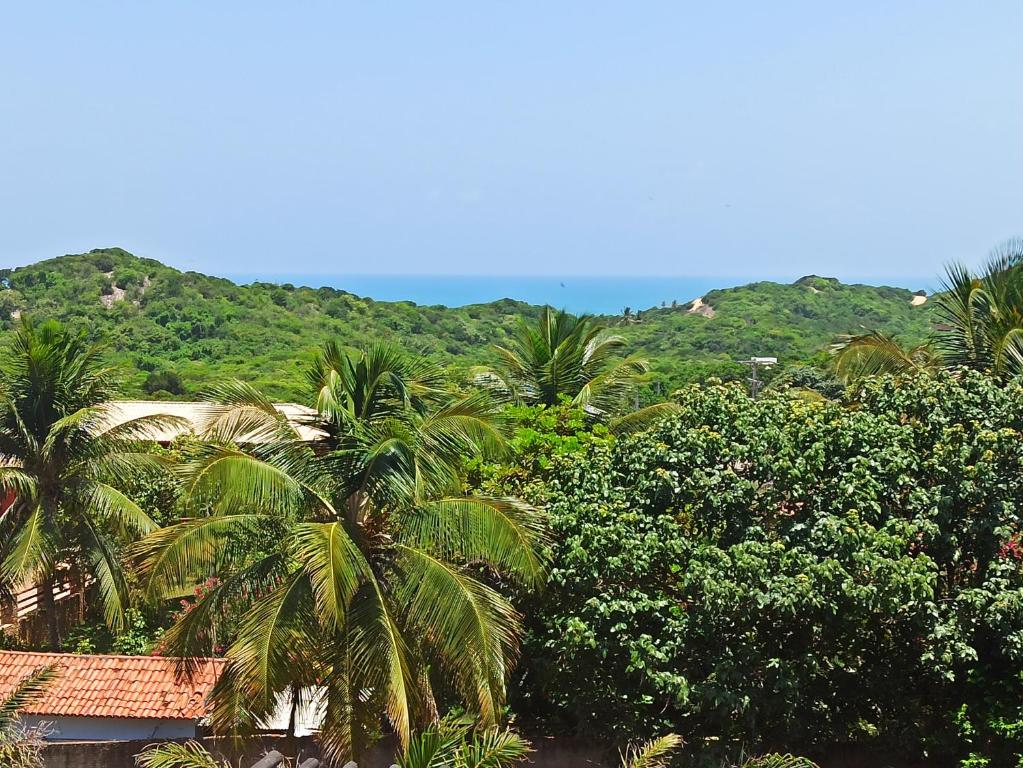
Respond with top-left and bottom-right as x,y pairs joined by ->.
97,400 -> 326,443
0,651 -> 226,721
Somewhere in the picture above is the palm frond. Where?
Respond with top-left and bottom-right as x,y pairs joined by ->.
216,571 -> 317,728
0,467 -> 38,505
158,554 -> 288,666
0,664 -> 59,734
456,727 -> 532,768
83,481 -> 158,538
610,402 -> 684,436
831,332 -> 937,385
418,392 -> 508,461
1,504 -> 57,585
345,580 -> 417,752
397,726 -> 462,768
135,514 -> 272,601
488,307 -> 646,414
739,755 -> 820,768
399,497 -> 548,586
394,544 -> 520,726
133,740 -> 226,768
290,521 -> 369,630
180,447 -> 306,516
619,734 -> 683,768
89,412 -> 192,444
79,514 -> 131,630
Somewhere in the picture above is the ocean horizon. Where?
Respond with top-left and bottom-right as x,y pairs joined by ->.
226,274 -> 937,315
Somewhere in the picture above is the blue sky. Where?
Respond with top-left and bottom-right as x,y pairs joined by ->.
1,2 -> 1020,279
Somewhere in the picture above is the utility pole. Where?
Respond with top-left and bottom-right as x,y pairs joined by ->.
738,356 -> 777,400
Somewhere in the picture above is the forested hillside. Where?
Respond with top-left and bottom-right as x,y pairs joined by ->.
0,248 -> 934,399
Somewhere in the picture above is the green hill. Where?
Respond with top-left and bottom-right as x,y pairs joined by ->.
0,248 -> 934,400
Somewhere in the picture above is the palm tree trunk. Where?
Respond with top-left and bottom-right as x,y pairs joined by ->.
346,491 -> 368,526
37,573 -> 60,651
287,683 -> 300,737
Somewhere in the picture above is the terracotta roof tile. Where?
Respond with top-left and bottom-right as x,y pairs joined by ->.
0,651 -> 225,720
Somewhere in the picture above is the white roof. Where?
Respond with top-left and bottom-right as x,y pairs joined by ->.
99,400 -> 326,443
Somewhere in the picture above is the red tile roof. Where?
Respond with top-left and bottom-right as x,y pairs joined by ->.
0,651 -> 225,720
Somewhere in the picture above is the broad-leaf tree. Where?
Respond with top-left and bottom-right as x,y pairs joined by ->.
137,343 -> 546,763
487,307 -> 649,414
0,318 -> 183,648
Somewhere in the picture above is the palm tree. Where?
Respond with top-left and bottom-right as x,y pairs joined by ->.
487,307 -> 649,415
136,343 -> 547,763
0,318 -> 183,649
933,241 -> 1023,377
832,241 -> 1023,385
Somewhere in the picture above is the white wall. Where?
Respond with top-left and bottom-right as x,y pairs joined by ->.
21,715 -> 198,741
259,686 -> 325,737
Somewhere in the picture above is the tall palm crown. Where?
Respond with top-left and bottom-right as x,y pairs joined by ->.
489,307 -> 648,414
934,241 -> 1023,377
137,343 -> 546,763
0,319 -> 181,648
833,241 -> 1023,384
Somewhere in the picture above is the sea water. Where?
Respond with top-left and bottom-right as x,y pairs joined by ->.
227,274 -> 933,316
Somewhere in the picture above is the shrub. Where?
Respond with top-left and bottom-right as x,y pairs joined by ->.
143,369 -> 185,395
505,372 -> 1023,766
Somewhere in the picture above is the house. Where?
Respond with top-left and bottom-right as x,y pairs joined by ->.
0,650 -> 225,741
95,400 -> 326,444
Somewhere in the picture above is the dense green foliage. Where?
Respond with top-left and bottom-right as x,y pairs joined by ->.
0,249 -> 932,400
8,247 -> 1021,767
630,275 -> 932,392
495,373 -> 1023,766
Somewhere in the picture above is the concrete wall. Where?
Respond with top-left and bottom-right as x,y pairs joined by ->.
41,735 -> 612,768
43,735 -> 313,768
25,715 -> 197,742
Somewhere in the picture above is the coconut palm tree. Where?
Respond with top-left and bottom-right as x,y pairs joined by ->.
0,318 -> 183,649
933,241 -> 1023,377
136,343 -> 546,764
486,307 -> 649,415
833,241 -> 1023,385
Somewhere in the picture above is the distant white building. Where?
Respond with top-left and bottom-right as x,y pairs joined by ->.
96,399 -> 326,444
